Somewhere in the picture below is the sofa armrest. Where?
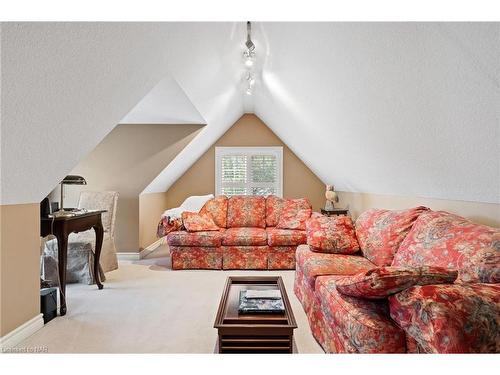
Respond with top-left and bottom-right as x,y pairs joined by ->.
389,283 -> 500,353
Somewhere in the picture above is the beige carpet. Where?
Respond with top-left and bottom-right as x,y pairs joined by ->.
20,246 -> 323,353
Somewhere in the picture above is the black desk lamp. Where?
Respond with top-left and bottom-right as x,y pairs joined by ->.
52,175 -> 87,217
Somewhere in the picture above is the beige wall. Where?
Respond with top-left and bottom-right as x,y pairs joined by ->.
139,192 -> 169,250
338,191 -> 500,227
163,114 -> 326,210
49,124 -> 202,252
138,114 -> 326,245
0,203 -> 40,336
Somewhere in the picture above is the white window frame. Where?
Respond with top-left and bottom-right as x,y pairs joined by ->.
215,146 -> 283,197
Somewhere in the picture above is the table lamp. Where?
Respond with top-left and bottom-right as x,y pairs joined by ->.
52,175 -> 87,217
325,184 -> 339,210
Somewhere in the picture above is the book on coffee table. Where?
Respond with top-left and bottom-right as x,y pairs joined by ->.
244,289 -> 282,299
238,290 -> 285,314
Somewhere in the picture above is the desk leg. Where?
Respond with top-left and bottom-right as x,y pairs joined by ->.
56,233 -> 68,316
93,222 -> 104,290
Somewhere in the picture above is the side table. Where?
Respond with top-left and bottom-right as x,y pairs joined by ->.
321,208 -> 349,217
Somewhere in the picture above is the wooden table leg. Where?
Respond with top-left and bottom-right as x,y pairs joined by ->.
56,233 -> 68,316
93,221 -> 104,290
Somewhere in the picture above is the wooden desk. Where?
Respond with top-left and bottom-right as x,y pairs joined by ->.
40,210 -> 105,316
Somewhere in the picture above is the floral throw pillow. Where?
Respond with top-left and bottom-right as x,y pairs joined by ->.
277,207 -> 312,230
335,266 -> 458,299
306,215 -> 360,254
181,211 -> 219,232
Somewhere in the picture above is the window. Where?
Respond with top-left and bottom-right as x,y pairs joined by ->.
215,147 -> 283,197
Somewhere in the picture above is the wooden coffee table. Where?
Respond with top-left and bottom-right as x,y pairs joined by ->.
214,276 -> 297,353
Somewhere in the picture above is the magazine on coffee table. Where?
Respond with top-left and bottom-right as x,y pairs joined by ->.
238,290 -> 285,314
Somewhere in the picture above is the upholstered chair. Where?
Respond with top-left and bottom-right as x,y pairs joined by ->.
42,191 -> 119,285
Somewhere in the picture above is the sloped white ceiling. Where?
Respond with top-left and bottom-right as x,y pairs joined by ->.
1,22 -> 246,204
252,22 -> 499,204
2,22 -> 499,205
119,76 -> 206,124
1,23 -> 170,204
143,23 -> 247,194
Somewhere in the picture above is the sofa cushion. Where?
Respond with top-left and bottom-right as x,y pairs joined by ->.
296,245 -> 376,289
167,230 -> 223,247
316,275 -> 407,353
181,211 -> 220,232
222,246 -> 269,269
199,195 -> 228,228
265,196 -> 311,227
227,195 -> 266,228
277,207 -> 312,230
222,227 -> 267,246
335,266 -> 458,299
267,228 -> 307,246
392,211 -> 500,283
265,195 -> 286,227
355,206 -> 430,266
389,283 -> 500,353
306,215 -> 360,254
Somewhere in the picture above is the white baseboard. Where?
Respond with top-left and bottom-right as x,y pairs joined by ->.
0,314 -> 44,350
140,238 -> 165,259
117,252 -> 141,261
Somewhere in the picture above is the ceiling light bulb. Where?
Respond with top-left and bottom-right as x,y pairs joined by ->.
243,49 -> 255,67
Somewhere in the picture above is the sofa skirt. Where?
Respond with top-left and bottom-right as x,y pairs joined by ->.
169,245 -> 301,270
268,246 -> 296,269
222,246 -> 269,270
170,246 -> 222,270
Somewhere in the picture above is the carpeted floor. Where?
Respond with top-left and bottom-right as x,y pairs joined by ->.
20,246 -> 323,353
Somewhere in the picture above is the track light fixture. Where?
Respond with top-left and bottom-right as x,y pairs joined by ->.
243,21 -> 256,95
243,21 -> 255,67
245,21 -> 255,52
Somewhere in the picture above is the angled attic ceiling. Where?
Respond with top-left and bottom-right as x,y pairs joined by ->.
1,23 -> 168,204
119,76 -> 206,124
1,22 -> 499,206
146,22 -> 500,204
1,22 -> 247,204
253,22 -> 499,204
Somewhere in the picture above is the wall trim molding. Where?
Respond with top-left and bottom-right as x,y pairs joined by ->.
140,238 -> 165,259
117,252 -> 141,261
0,314 -> 44,350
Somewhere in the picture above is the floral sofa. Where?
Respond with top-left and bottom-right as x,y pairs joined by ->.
294,207 -> 500,353
166,195 -> 312,270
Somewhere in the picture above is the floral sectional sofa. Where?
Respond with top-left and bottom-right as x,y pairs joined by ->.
294,207 -> 500,353
166,195 -> 312,270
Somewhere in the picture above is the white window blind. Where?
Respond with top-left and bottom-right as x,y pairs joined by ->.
215,147 -> 283,197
